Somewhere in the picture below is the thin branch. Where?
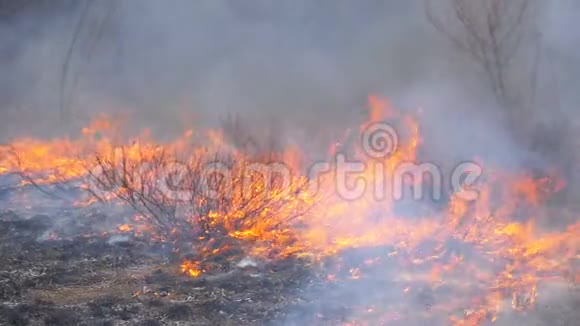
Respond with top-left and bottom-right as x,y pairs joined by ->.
60,0 -> 94,125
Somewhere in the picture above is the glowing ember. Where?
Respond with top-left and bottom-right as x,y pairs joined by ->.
117,224 -> 133,232
180,260 -> 203,278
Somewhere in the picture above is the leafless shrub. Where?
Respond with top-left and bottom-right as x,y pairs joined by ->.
220,113 -> 285,162
85,147 -> 182,233
84,141 -> 312,250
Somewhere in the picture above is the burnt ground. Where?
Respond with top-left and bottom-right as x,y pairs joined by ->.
0,209 -> 319,326
0,186 -> 578,325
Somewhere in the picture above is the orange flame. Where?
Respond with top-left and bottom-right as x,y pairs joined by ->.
0,96 -> 577,325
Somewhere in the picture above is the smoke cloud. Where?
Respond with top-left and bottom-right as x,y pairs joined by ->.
1,1 -> 578,324
1,1 -> 577,167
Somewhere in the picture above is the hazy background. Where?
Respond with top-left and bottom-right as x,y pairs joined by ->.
1,2 -> 578,324
0,0 -> 578,170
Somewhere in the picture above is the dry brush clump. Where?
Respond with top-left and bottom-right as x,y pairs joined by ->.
88,147 -> 311,236
78,118 -> 315,266
4,115 -> 314,263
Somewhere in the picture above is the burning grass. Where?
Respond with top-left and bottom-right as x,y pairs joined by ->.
0,96 -> 578,325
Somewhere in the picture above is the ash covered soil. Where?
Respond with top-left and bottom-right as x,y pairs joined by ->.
0,209 -> 320,326
0,188 -> 578,325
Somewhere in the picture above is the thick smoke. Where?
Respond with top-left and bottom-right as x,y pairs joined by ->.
0,2 -> 574,137
1,1 -> 578,164
0,1 -> 578,323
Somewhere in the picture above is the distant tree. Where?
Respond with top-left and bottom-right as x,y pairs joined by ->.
425,0 -> 539,138
425,0 -> 577,187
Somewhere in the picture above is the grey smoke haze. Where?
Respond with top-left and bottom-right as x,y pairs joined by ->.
0,0 -> 578,166
1,2 -> 578,324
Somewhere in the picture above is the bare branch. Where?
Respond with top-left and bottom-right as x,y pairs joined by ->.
424,0 -> 535,110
